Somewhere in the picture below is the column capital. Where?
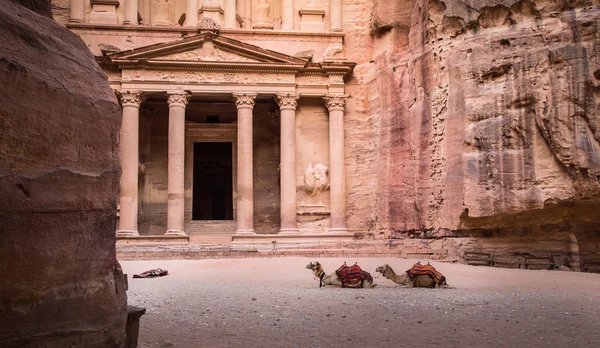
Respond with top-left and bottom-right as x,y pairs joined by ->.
275,93 -> 299,111
116,90 -> 146,107
167,92 -> 191,108
233,93 -> 257,110
322,94 -> 348,111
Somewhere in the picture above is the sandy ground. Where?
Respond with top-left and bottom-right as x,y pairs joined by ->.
121,257 -> 600,348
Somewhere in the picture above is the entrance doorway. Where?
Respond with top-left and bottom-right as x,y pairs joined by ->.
192,142 -> 233,220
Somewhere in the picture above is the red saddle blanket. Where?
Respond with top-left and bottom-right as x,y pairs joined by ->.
335,263 -> 373,288
133,268 -> 169,278
406,263 -> 446,285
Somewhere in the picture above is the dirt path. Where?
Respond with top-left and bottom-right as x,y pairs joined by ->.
121,257 -> 600,348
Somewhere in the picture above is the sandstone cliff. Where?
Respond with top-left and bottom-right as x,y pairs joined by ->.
347,0 -> 600,271
0,1 -> 126,346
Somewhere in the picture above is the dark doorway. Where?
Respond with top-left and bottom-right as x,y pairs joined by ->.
192,142 -> 233,220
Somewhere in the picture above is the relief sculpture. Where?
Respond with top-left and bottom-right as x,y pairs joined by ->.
303,163 -> 329,196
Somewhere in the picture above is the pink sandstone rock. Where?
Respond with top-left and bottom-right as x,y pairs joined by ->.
347,0 -> 600,270
0,1 -> 126,346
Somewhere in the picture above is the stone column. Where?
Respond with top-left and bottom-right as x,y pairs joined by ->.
224,0 -> 236,28
233,93 -> 256,234
69,0 -> 85,23
323,95 -> 348,233
282,0 -> 294,30
116,91 -> 145,237
276,94 -> 299,233
185,0 -> 199,26
166,91 -> 190,236
124,0 -> 139,25
329,0 -> 342,32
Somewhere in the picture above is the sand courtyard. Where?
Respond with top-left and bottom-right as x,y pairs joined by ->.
122,257 -> 600,348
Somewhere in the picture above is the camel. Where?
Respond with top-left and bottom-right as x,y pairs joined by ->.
305,261 -> 377,288
376,264 -> 448,288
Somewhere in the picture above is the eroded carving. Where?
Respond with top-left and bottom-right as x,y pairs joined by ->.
304,163 -> 329,196
323,44 -> 344,61
198,17 -> 221,30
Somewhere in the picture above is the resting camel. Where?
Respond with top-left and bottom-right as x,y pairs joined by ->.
376,264 -> 447,288
305,261 -> 377,288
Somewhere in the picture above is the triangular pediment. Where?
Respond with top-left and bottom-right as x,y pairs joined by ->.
109,32 -> 307,66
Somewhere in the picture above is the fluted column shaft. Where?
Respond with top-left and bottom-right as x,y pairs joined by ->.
117,91 -> 145,237
185,0 -> 199,26
70,0 -> 85,23
282,0 -> 294,30
166,92 -> 190,236
276,94 -> 299,233
124,0 -> 139,25
225,0 -> 236,28
329,0 -> 342,32
323,95 -> 348,232
234,93 -> 257,234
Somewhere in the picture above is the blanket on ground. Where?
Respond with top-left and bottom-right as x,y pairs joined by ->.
133,268 -> 169,278
335,262 -> 373,288
406,263 -> 446,285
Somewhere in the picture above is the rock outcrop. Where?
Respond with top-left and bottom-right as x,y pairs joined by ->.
347,0 -> 600,271
0,1 -> 126,346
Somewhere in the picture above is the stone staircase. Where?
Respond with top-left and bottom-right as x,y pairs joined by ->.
185,221 -> 235,245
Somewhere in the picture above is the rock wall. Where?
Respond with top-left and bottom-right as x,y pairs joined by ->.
0,1 -> 127,347
353,0 -> 600,271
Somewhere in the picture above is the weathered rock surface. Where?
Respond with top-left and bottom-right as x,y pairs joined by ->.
0,1 -> 126,346
347,0 -> 600,271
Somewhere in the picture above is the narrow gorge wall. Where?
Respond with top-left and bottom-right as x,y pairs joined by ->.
355,0 -> 600,271
0,1 -> 127,346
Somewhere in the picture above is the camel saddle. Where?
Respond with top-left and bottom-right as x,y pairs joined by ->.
335,262 -> 373,288
406,262 -> 446,285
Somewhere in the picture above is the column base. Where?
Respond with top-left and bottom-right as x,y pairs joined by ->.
165,230 -> 188,236
69,19 -> 84,23
235,229 -> 256,235
327,227 -> 351,234
117,230 -> 140,237
279,228 -> 299,235
329,28 -> 343,32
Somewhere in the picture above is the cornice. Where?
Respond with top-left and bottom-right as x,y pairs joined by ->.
65,23 -> 346,39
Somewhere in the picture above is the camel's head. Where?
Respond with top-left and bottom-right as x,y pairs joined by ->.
306,261 -> 321,271
376,264 -> 390,274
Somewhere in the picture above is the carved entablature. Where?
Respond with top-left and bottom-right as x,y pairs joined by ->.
122,70 -> 295,85
104,32 -> 356,92
296,74 -> 328,86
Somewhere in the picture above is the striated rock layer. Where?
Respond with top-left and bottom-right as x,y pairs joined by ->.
0,1 -> 126,347
348,0 -> 600,271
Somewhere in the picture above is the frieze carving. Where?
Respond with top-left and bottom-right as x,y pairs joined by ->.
304,163 -> 329,196
296,75 -> 327,85
233,93 -> 257,109
275,93 -> 299,110
122,70 -> 294,84
167,92 -> 190,108
160,41 -> 258,62
322,95 -> 348,111
116,90 -> 145,107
